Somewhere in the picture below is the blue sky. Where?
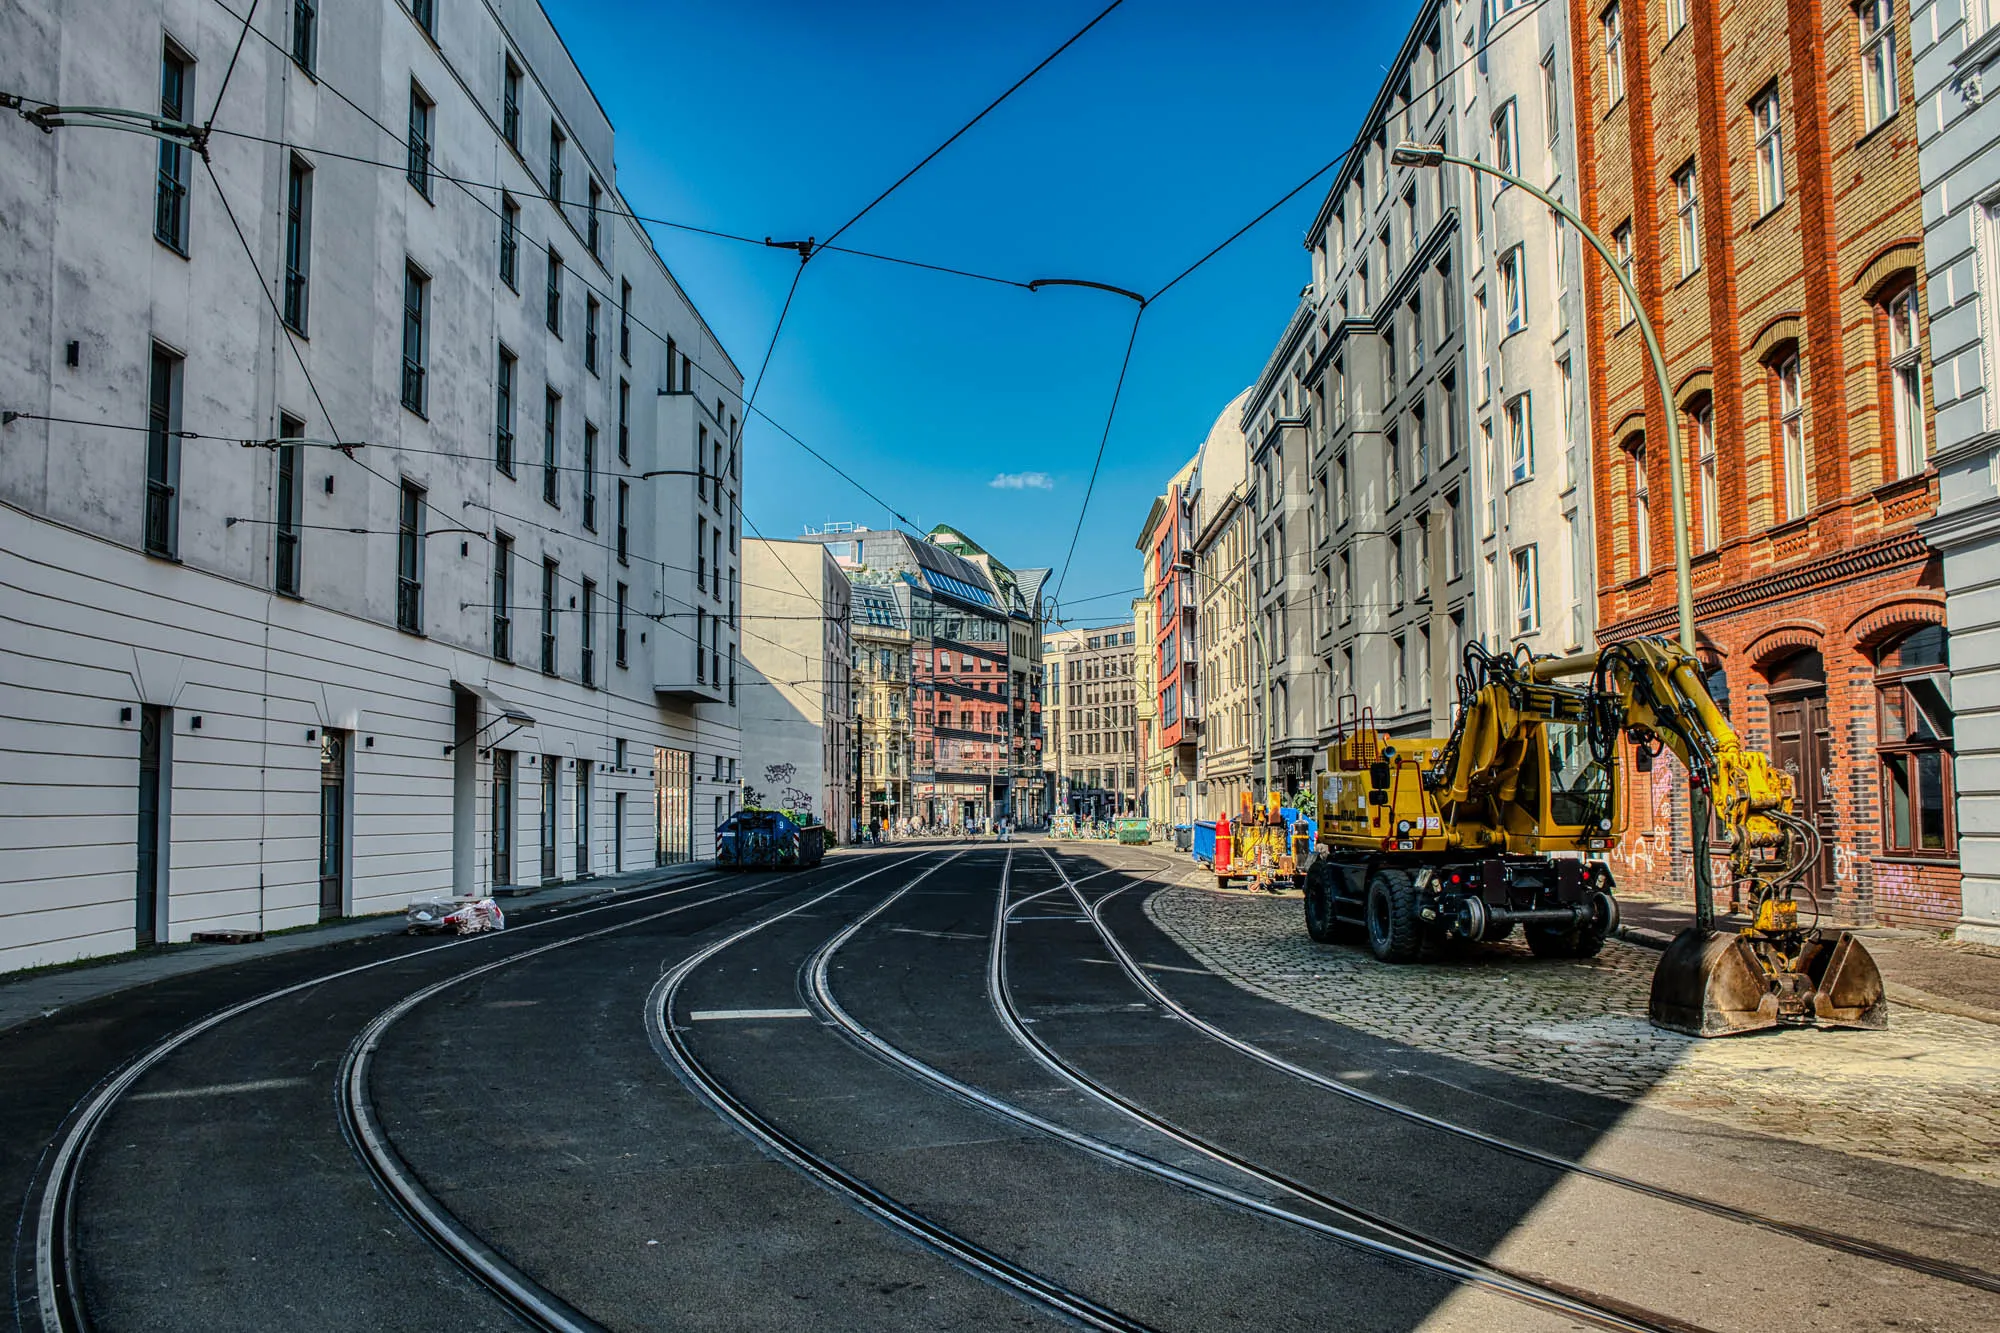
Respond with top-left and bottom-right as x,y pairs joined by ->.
543,0 -> 1404,621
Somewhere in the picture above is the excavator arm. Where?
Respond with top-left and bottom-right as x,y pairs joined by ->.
1525,639 -> 1886,1036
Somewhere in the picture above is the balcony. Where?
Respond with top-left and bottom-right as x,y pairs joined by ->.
580,647 -> 595,687
493,614 -> 511,661
541,631 -> 557,676
396,577 -> 422,633
143,480 -> 175,557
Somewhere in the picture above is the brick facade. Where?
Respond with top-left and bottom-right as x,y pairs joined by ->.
1571,0 -> 1958,925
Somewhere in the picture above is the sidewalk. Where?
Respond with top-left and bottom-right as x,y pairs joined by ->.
0,860 -> 726,1037
1616,895 -> 2000,1025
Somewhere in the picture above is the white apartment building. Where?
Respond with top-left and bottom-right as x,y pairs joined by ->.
1188,389 -> 1255,816
739,539 -> 853,836
1043,623 -> 1140,817
0,0 -> 742,971
1456,0 -> 1595,657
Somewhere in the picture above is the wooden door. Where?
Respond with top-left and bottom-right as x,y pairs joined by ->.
1769,691 -> 1834,902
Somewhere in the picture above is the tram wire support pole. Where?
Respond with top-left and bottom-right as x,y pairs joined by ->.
1391,141 -> 1712,929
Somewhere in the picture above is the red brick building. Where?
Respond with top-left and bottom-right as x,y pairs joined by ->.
1571,0 -> 1955,925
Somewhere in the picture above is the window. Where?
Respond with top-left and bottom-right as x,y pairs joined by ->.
144,345 -> 181,557
1391,530 -> 1407,605
585,297 -> 600,373
502,56 -> 522,148
155,44 -> 192,252
1877,625 -> 1954,856
1447,487 -> 1466,577
1567,512 -> 1587,648
619,280 -> 632,364
582,423 -> 598,531
1472,288 -> 1489,402
548,124 -> 565,205
1492,100 -> 1519,181
543,388 -> 561,506
500,194 -> 520,288
541,559 -> 558,675
276,415 -> 303,596
1629,441 -> 1651,575
1603,2 -> 1625,104
1674,161 -> 1700,278
1512,545 -> 1540,634
1754,86 -> 1785,215
545,247 -> 563,333
1393,635 -> 1408,711
1778,353 -> 1808,519
1479,420 -> 1496,533
615,582 -> 629,667
283,156 -> 312,332
493,534 -> 513,659
410,0 -> 435,36
1666,0 -> 1689,36
696,606 -> 707,682
1612,222 -> 1634,326
1408,297 -> 1425,373
1858,0 -> 1900,131
1694,399 -> 1718,550
1500,246 -> 1526,333
407,84 -> 433,197
1402,185 -> 1419,256
397,481 -> 425,633
496,346 -> 516,473
616,480 -> 630,564
1550,210 -> 1570,318
617,379 -> 630,462
291,0 -> 317,72
1541,53 -> 1561,144
1886,284 -> 1925,479
698,515 -> 708,589
587,178 -> 602,257
1559,355 -> 1578,488
1505,393 -> 1533,483
401,263 -> 428,414
580,579 -> 596,686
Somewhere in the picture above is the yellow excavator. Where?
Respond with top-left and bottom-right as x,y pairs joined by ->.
1302,638 -> 1887,1037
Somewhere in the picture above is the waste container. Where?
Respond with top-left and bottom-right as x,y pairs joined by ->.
1115,817 -> 1150,845
1192,820 -> 1217,865
1171,823 -> 1194,852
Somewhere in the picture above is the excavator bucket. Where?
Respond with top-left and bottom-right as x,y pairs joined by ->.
1649,927 -> 1891,1036
1802,932 -> 1891,1030
1648,928 -> 1780,1037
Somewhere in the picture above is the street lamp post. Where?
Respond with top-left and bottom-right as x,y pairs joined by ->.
1393,141 -> 1714,927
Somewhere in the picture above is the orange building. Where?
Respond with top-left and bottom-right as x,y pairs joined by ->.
1571,0 -> 1954,924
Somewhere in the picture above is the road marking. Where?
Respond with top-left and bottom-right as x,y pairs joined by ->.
1077,958 -> 1209,976
687,1008 -> 814,1021
128,1077 -> 308,1101
889,927 -> 985,941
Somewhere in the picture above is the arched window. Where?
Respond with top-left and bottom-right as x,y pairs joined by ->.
1686,395 -> 1718,550
1877,625 -> 1954,856
1772,350 -> 1808,520
1881,282 -> 1925,480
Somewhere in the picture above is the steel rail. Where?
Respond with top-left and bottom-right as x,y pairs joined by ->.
643,851 -> 1159,1333
1051,844 -> 2000,1297
338,877 -> 817,1332
987,853 -> 1696,1333
29,865 -> 768,1333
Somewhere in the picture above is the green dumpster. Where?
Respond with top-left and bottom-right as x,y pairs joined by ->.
1114,817 -> 1150,845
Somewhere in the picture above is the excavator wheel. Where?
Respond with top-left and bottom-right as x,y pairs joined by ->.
1364,867 -> 1425,963
1303,859 -> 1344,943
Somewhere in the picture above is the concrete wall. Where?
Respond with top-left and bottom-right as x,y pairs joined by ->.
1914,0 -> 2000,941
0,0 -> 740,971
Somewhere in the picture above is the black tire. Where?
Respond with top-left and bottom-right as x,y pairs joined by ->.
1364,868 -> 1424,963
1526,919 -> 1608,959
1480,921 -> 1516,944
1303,859 -> 1340,943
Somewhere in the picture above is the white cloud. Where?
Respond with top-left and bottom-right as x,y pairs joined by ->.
989,471 -> 1054,491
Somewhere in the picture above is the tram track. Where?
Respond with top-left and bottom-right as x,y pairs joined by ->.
1043,842 -> 2000,1299
29,859 -> 839,1333
645,848 -> 1166,1333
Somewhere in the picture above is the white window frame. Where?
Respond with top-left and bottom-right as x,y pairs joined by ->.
1541,53 -> 1561,146
1858,0 -> 1900,133
1501,246 -> 1527,334
1674,161 -> 1701,278
1559,355 -> 1578,489
1603,2 -> 1625,105
1511,545 -> 1541,635
1754,86 -> 1785,215
1887,284 -> 1925,477
1779,354 -> 1809,519
1506,393 -> 1533,484
1695,401 -> 1718,550
1613,222 -> 1635,326
1492,99 -> 1519,184
1631,442 -> 1652,575
1666,0 -> 1689,37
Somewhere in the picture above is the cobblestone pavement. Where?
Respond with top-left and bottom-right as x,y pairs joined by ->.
1144,882 -> 2000,1184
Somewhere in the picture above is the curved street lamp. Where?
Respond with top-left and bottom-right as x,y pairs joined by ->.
1391,141 -> 1693,655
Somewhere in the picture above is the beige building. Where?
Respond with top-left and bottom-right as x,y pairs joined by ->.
1133,591 -> 1168,826
740,540 -> 852,836
1043,624 -> 1140,816
1188,390 -> 1255,819
852,584 -> 913,830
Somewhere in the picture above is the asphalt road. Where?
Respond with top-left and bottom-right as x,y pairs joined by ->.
5,841 -> 1997,1332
